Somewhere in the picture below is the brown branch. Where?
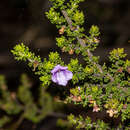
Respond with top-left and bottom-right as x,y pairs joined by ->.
49,112 -> 67,118
61,10 -> 129,94
61,10 -> 107,75
61,10 -> 129,92
61,10 -> 73,30
62,10 -> 87,47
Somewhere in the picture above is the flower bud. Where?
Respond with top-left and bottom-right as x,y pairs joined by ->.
106,109 -> 118,117
117,67 -> 123,73
93,38 -> 100,44
89,100 -> 96,104
93,105 -> 100,112
62,47 -> 66,52
69,49 -> 74,55
33,61 -> 39,71
72,96 -> 82,102
127,67 -> 130,74
77,96 -> 82,102
59,26 -> 65,34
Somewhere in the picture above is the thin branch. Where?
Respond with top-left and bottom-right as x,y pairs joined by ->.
61,9 -> 128,93
61,10 -> 114,80
61,10 -> 73,30
49,112 -> 67,118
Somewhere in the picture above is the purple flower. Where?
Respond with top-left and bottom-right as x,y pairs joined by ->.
51,65 -> 73,86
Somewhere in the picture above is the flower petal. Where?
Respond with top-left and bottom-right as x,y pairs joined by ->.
64,70 -> 73,80
51,73 -> 57,83
56,71 -> 68,86
51,65 -> 68,74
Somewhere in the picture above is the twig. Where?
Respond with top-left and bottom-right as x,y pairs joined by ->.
49,112 -> 67,118
61,10 -> 74,31
61,10 -> 130,94
61,10 -> 114,80
61,10 -> 104,74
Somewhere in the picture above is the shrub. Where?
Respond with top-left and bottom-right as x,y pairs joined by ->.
11,0 -> 130,129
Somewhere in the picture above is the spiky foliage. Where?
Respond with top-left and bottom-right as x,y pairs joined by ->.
11,0 -> 130,129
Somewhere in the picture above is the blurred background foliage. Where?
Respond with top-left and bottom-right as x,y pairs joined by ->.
0,74 -> 54,129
